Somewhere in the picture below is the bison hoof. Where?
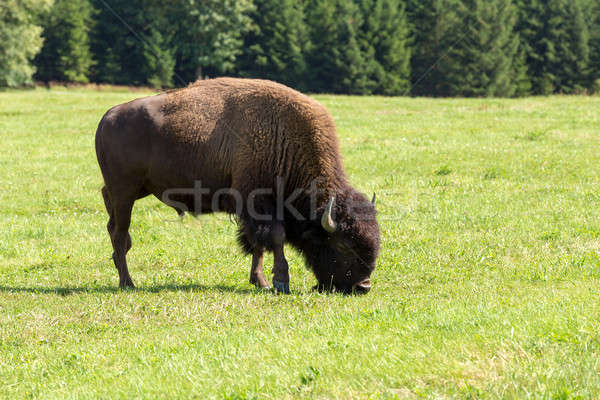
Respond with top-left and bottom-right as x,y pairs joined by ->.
254,283 -> 272,291
250,276 -> 271,290
273,280 -> 290,294
119,280 -> 135,289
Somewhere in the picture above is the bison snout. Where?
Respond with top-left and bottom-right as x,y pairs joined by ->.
352,278 -> 371,294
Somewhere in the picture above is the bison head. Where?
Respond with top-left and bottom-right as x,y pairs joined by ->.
299,189 -> 380,294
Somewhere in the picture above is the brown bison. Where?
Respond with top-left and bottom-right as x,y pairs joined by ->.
95,78 -> 380,294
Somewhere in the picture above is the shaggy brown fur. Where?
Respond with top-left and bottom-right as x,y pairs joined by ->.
95,78 -> 379,293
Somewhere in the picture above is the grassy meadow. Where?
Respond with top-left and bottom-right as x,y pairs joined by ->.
0,86 -> 599,399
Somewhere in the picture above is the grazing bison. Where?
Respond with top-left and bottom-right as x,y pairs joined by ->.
95,78 -> 380,294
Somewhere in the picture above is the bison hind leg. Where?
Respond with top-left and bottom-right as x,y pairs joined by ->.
237,227 -> 271,289
249,248 -> 270,289
101,185 -> 137,288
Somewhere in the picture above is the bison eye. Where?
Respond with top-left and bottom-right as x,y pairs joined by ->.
345,268 -> 352,278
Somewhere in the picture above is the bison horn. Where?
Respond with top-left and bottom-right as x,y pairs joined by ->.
371,192 -> 376,206
321,197 -> 337,233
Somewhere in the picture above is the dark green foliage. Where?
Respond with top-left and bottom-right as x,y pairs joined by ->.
0,0 -> 51,87
408,0 -> 524,97
166,0 -> 255,82
406,0 -> 462,96
513,0 -> 545,93
356,0 -> 411,95
442,0 -> 523,97
515,0 -> 590,94
35,0 -> 95,83
2,0 -> 599,94
240,0 -> 411,95
238,0 -> 309,90
90,0 -> 175,87
582,0 -> 600,92
305,0 -> 370,94
556,0 -> 590,94
140,28 -> 176,88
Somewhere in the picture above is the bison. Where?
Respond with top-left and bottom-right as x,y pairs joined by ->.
95,78 -> 380,294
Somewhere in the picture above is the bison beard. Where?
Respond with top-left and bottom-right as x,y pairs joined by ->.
95,78 -> 380,294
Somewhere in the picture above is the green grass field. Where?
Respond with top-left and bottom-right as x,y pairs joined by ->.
1,87 -> 599,399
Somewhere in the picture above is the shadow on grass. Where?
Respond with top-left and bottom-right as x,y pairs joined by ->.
0,283 -> 260,296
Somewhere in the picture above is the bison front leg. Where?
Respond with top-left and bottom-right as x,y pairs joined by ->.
249,248 -> 271,289
238,216 -> 290,293
271,223 -> 290,294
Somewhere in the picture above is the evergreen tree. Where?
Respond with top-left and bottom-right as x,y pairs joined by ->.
90,0 -> 175,87
356,0 -> 411,95
592,4 -> 600,92
515,0 -> 590,94
405,0 -> 462,96
511,45 -> 532,96
35,0 -> 95,83
442,0 -> 523,97
141,28 -> 176,88
166,0 -> 255,82
238,0 -> 309,91
0,0 -> 51,87
514,0 -> 547,93
7,0 -> 595,95
305,0 -> 371,94
552,0 -> 589,93
581,0 -> 599,91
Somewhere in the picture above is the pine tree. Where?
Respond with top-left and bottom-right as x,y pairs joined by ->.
141,28 -> 176,88
581,0 -> 599,91
305,0 -> 371,94
552,0 -> 589,93
405,0 -> 463,96
512,46 -> 532,96
356,0 -> 411,95
514,0 -> 547,93
0,0 -> 51,87
35,0 -> 95,83
90,0 -> 175,87
591,3 -> 600,92
166,0 -> 255,82
238,0 -> 309,91
442,0 -> 523,97
515,0 -> 590,94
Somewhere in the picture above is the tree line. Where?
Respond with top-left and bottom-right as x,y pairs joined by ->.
1,0 -> 599,96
